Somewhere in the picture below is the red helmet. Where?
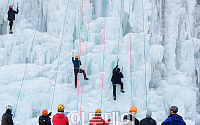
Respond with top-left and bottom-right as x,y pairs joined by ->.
9,5 -> 12,9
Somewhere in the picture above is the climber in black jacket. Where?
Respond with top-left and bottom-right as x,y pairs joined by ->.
111,64 -> 125,100
140,111 -> 157,125
38,109 -> 52,125
1,105 -> 14,125
7,5 -> 19,34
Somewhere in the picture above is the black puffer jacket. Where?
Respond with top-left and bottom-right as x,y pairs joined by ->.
7,9 -> 19,20
111,65 -> 124,84
1,110 -> 14,125
140,117 -> 157,125
38,115 -> 51,125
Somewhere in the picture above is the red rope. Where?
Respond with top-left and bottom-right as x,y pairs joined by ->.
117,0 -> 122,61
80,0 -> 92,120
77,0 -> 84,124
129,0 -> 133,106
101,0 -> 107,110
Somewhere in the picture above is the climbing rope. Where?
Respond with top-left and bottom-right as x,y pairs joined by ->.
117,0 -> 122,61
14,1 -> 44,119
185,0 -> 200,72
80,0 -> 92,119
142,0 -> 148,110
51,0 -> 69,111
129,0 -> 133,106
101,0 -> 107,110
76,0 -> 84,122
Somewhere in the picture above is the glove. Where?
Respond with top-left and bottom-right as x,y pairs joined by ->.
72,52 -> 74,57
48,112 -> 52,116
17,7 -> 19,10
107,119 -> 111,123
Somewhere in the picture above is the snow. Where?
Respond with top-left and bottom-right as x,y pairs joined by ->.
0,0 -> 200,124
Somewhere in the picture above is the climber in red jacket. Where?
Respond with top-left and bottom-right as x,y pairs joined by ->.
89,109 -> 111,125
52,104 -> 69,125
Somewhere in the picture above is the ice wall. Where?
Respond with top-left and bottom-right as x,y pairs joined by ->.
193,2 -> 200,123
0,0 -> 200,124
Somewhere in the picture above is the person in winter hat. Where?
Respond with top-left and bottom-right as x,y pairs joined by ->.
89,109 -> 111,125
52,104 -> 69,125
111,64 -> 125,100
1,105 -> 14,125
72,52 -> 89,88
140,111 -> 157,125
161,106 -> 186,125
38,109 -> 52,125
123,106 -> 139,125
7,5 -> 19,34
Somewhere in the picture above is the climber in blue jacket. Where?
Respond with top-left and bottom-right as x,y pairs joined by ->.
72,52 -> 89,88
162,106 -> 186,125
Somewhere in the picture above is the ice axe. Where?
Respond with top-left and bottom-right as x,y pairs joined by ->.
117,59 -> 119,66
17,2 -> 19,9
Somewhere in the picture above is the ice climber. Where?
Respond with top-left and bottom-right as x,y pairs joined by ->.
161,106 -> 186,125
72,52 -> 89,88
38,109 -> 52,125
111,64 -> 125,100
123,106 -> 140,125
140,111 -> 157,125
1,105 -> 14,125
7,5 -> 19,34
89,109 -> 111,125
52,104 -> 69,125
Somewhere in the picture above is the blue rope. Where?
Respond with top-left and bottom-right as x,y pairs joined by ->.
13,1 -> 44,119
185,0 -> 200,72
142,0 -> 148,110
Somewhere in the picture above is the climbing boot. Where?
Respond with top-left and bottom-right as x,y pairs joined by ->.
75,85 -> 77,88
84,77 -> 89,80
9,30 -> 13,34
114,96 -> 116,100
121,89 -> 125,93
